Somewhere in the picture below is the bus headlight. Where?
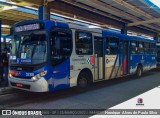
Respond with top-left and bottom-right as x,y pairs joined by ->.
9,70 -> 17,77
9,73 -> 12,78
31,76 -> 38,81
31,71 -> 47,81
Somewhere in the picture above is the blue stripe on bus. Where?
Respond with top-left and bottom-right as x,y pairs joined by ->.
109,55 -> 118,79
52,59 -> 70,91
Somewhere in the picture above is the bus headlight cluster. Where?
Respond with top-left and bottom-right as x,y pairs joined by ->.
9,73 -> 12,78
31,71 -> 47,81
40,71 -> 47,77
8,70 -> 17,78
31,76 -> 38,81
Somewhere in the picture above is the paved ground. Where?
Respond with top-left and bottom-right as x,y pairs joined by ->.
0,73 -> 8,88
0,69 -> 160,118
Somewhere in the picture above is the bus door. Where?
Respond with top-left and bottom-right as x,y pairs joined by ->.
94,36 -> 105,80
121,41 -> 129,75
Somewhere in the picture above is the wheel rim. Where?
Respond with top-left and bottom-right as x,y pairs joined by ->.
138,68 -> 142,77
79,77 -> 87,88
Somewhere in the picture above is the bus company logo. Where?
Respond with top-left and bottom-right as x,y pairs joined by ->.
136,98 -> 144,106
16,58 -> 20,63
106,57 -> 115,64
2,110 -> 11,115
106,58 -> 109,64
86,56 -> 94,65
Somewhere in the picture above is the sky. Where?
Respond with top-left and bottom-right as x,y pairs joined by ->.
150,0 -> 160,8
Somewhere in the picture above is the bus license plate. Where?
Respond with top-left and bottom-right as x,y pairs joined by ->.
16,83 -> 23,87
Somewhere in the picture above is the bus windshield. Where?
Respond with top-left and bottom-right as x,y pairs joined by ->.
10,33 -> 47,65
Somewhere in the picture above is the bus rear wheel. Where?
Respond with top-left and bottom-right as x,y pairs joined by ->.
136,66 -> 143,78
76,72 -> 90,92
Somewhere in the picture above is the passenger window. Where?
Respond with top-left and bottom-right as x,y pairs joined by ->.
137,42 -> 144,54
50,28 -> 72,66
106,37 -> 119,55
75,31 -> 93,55
130,41 -> 137,54
144,42 -> 150,54
149,43 -> 155,54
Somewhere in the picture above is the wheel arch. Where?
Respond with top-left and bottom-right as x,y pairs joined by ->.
137,63 -> 143,71
77,68 -> 93,84
136,63 -> 143,78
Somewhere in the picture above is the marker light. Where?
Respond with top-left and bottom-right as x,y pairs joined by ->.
40,71 -> 47,77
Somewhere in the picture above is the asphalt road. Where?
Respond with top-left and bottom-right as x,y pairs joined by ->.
0,69 -> 160,118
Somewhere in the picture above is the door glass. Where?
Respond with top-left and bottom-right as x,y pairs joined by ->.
94,37 -> 103,57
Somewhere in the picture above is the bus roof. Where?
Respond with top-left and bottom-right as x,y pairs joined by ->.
12,19 -> 156,43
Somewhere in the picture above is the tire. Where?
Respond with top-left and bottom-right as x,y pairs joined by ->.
76,72 -> 90,92
136,66 -> 143,78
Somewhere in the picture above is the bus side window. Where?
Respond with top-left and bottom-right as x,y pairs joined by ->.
106,37 -> 119,55
137,42 -> 144,54
144,42 -> 150,54
75,31 -> 93,55
50,28 -> 72,66
130,41 -> 137,54
149,43 -> 155,54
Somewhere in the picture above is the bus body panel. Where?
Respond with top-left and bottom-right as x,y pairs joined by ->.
49,59 -> 70,91
105,55 -> 119,79
102,31 -> 130,79
130,37 -> 157,74
68,24 -> 101,86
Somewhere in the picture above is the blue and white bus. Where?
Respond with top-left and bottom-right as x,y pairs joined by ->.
8,20 -> 157,92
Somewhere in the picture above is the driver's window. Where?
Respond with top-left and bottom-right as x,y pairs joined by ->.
50,28 -> 72,66
106,37 -> 119,55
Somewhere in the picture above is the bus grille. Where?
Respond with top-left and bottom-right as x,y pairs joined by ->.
10,82 -> 30,89
12,76 -> 31,79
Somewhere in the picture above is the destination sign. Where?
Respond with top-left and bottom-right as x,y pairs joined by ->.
15,23 -> 40,32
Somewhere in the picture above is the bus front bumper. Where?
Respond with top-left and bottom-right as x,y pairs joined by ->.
8,76 -> 48,92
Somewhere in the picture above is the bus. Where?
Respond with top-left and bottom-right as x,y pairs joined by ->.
8,20 -> 157,92
156,43 -> 160,67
